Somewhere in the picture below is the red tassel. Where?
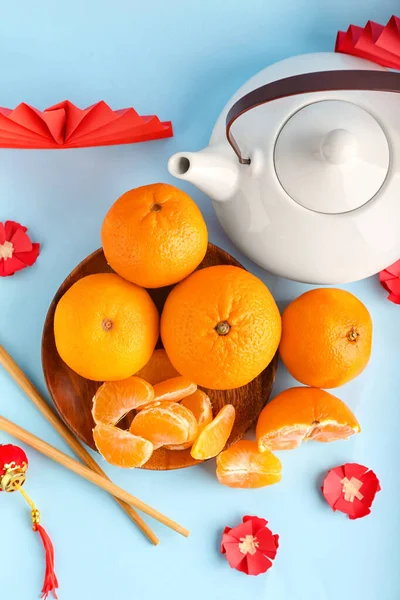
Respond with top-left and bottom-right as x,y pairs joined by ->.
0,451 -> 60,599
33,523 -> 59,600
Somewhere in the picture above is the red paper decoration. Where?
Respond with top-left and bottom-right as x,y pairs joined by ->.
322,463 -> 381,520
0,221 -> 40,277
220,515 -> 279,576
335,15 -> 400,69
379,260 -> 400,304
0,100 -> 173,149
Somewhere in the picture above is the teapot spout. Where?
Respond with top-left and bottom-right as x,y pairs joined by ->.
168,145 -> 239,202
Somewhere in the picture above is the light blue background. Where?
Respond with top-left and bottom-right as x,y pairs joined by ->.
0,2 -> 399,599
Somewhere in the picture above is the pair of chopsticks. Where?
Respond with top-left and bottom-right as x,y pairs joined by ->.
0,346 -> 189,542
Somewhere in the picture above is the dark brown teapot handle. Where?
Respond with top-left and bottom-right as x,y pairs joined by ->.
226,69 -> 400,165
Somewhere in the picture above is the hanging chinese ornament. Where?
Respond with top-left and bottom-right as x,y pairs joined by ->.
0,444 -> 58,599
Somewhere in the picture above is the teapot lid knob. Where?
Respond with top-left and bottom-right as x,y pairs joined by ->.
274,100 -> 389,215
320,128 -> 358,165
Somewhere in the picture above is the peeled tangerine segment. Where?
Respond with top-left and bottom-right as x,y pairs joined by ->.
130,401 -> 198,449
135,349 -> 180,385
256,387 -> 361,452
153,376 -> 197,403
181,390 -> 213,430
93,423 -> 153,468
191,404 -> 235,461
92,376 -> 154,425
166,390 -> 213,450
216,440 -> 282,488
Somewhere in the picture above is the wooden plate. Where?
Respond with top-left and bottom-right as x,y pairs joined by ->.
42,244 -> 278,470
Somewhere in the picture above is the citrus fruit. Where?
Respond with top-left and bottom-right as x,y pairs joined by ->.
166,390 -> 213,450
181,390 -> 213,432
92,376 -> 154,425
153,376 -> 197,402
279,288 -> 372,388
216,440 -> 282,488
93,423 -> 153,468
54,273 -> 159,381
135,349 -> 180,385
161,265 -> 281,389
191,404 -> 235,460
101,183 -> 208,288
130,401 -> 198,449
256,387 -> 361,452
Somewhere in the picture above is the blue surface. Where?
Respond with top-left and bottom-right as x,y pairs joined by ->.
0,2 -> 399,599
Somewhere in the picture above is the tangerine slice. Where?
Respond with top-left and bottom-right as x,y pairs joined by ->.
181,390 -> 213,431
130,401 -> 198,449
190,404 -> 235,460
256,387 -> 360,452
216,440 -> 282,488
135,349 -> 180,385
92,376 -> 154,425
164,440 -> 194,451
93,423 -> 153,468
165,390 -> 213,450
153,376 -> 197,402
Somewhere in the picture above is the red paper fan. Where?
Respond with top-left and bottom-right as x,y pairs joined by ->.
335,15 -> 400,69
0,100 -> 173,149
379,259 -> 400,304
322,463 -> 381,520
221,515 -> 279,576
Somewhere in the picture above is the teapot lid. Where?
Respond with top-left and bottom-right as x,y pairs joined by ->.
273,100 -> 389,214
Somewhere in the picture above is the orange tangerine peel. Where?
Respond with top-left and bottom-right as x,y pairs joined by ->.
256,387 -> 360,452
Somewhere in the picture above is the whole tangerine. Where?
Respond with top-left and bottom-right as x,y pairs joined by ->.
161,265 -> 281,389
54,273 -> 159,381
279,288 -> 372,388
101,183 -> 208,288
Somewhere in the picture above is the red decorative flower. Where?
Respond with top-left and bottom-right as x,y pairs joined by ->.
0,221 -> 40,277
221,515 -> 279,576
322,463 -> 381,520
379,260 -> 400,304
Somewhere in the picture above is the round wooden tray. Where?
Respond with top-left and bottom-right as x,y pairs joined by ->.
42,244 -> 278,470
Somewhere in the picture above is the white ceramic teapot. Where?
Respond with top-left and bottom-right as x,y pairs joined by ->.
168,52 -> 400,284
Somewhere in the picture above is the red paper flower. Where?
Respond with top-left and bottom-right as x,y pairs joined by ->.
379,260 -> 400,304
322,463 -> 381,520
0,221 -> 40,277
220,515 -> 279,576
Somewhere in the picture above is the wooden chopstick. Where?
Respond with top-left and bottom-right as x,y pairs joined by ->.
0,414 -> 190,537
0,345 -> 159,545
